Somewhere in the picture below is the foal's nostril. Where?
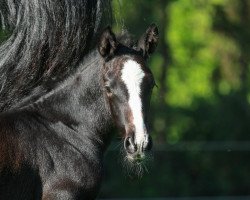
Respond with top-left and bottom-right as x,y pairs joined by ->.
124,136 -> 137,154
144,135 -> 153,151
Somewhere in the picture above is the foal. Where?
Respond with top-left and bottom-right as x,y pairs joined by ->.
0,25 -> 158,199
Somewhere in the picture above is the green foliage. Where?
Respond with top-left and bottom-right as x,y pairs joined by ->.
167,0 -> 216,107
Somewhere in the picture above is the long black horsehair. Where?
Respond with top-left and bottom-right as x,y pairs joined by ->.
0,0 -> 112,112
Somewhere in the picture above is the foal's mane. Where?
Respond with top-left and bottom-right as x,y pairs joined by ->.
0,0 -> 111,113
116,31 -> 137,48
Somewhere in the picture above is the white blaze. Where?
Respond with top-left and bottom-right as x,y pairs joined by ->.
121,60 -> 147,145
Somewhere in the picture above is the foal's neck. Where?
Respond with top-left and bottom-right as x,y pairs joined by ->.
29,51 -> 114,152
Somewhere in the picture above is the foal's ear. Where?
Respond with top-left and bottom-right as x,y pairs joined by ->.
138,23 -> 159,59
98,26 -> 118,58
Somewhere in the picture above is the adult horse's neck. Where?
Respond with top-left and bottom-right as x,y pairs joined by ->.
25,50 -> 114,155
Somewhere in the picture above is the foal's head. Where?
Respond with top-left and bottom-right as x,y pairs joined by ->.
98,25 -> 158,165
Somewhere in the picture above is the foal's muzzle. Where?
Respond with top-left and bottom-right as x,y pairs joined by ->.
124,134 -> 153,161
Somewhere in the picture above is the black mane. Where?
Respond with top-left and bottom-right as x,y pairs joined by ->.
117,31 -> 137,48
0,0 -> 111,112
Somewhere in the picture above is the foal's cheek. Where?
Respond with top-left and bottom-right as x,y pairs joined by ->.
110,102 -> 124,129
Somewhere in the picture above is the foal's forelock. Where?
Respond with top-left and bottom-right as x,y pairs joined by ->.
121,60 -> 148,146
